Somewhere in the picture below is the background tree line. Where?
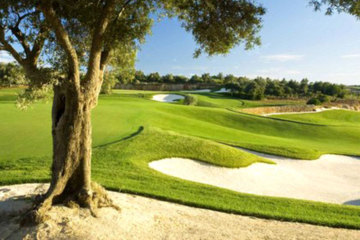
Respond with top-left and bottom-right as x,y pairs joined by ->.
0,62 -> 349,101
224,77 -> 348,101
110,69 -> 348,100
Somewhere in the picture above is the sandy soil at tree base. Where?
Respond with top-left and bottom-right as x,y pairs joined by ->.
1,183 -> 360,240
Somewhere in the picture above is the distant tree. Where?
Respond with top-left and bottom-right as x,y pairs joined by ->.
287,80 -> 300,96
0,63 -> 26,87
189,74 -> 202,84
224,74 -> 237,84
147,72 -> 161,83
216,72 -> 225,83
201,73 -> 211,83
225,82 -> 241,96
265,80 -> 284,97
174,75 -> 188,84
134,71 -> 147,83
245,81 -> 264,100
162,74 -> 175,83
299,78 -> 309,96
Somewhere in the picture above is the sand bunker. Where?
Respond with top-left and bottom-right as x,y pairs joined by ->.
1,184 -> 360,239
152,94 -> 185,103
182,89 -> 211,93
149,150 -> 360,205
215,88 -> 230,93
264,107 -> 341,116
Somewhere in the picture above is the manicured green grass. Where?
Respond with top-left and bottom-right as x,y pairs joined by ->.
271,110 -> 360,127
189,92 -> 305,109
2,127 -> 360,229
1,88 -> 360,229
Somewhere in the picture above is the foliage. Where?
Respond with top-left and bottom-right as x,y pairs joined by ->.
310,0 -> 360,18
225,77 -> 348,100
128,72 -> 349,101
161,0 -> 265,57
183,94 -> 198,105
307,93 -> 331,105
307,97 -> 322,105
0,63 -> 26,87
101,70 -> 118,95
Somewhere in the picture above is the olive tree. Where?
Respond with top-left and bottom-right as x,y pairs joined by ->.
0,0 -> 265,224
310,0 -> 360,17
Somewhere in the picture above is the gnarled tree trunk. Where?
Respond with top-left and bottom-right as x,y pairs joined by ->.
22,76 -> 117,226
48,85 -> 92,205
19,0 -> 119,226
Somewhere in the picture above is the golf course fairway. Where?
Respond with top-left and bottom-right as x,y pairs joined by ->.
1,88 -> 360,229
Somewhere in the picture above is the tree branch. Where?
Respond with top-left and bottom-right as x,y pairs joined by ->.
39,0 -> 80,89
83,0 -> 116,88
29,24 -> 48,64
0,26 -> 24,63
9,26 -> 31,56
115,0 -> 134,21
9,11 -> 38,56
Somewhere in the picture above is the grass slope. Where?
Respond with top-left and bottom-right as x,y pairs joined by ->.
2,128 -> 360,229
271,110 -> 360,127
1,88 -> 360,229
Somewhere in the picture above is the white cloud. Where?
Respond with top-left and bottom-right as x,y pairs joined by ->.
341,54 -> 360,59
0,51 -> 15,63
261,54 -> 304,62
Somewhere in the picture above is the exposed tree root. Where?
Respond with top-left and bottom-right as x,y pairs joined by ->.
20,182 -> 120,226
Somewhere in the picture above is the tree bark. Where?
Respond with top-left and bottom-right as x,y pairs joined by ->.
21,79 -> 119,226
48,84 -> 92,205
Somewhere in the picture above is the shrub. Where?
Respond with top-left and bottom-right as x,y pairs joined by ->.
307,93 -> 331,105
318,94 -> 330,103
307,97 -> 322,105
184,95 -> 198,105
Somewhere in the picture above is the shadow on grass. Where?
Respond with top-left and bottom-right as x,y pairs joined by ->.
95,126 -> 144,148
344,199 -> 360,206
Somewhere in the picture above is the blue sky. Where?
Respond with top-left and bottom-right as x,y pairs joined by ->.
136,0 -> 360,85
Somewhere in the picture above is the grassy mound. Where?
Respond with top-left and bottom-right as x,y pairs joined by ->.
272,110 -> 360,127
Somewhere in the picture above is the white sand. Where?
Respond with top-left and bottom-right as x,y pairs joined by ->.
152,94 -> 185,103
263,107 -> 341,116
182,89 -> 211,93
149,150 -> 360,205
215,88 -> 230,93
1,184 -> 359,239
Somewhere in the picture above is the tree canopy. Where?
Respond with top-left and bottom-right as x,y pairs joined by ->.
0,0 -> 265,93
310,0 -> 360,17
